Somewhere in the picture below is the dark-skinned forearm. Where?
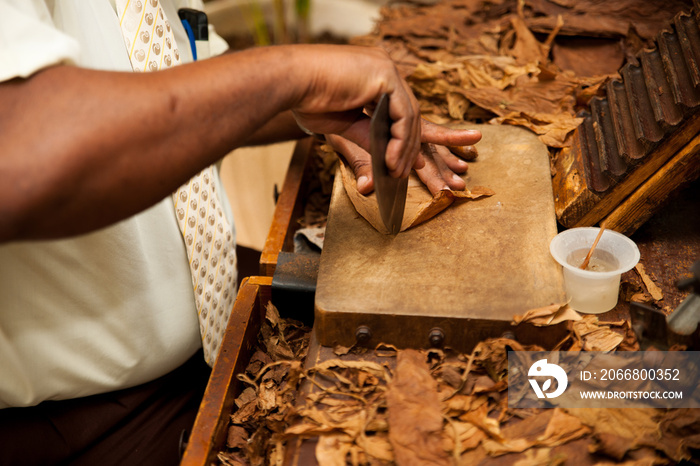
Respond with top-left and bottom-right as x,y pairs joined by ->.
239,110 -> 307,146
0,47 -> 301,241
0,43 -> 425,242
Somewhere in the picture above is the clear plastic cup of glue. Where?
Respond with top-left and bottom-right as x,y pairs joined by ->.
550,227 -> 640,314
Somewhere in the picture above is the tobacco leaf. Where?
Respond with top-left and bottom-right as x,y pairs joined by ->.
386,349 -> 451,465
217,451 -> 248,466
536,408 -> 590,447
616,322 -> 641,352
226,426 -> 249,450
564,408 -> 659,441
220,303 -> 688,465
315,434 -> 353,466
338,158 -> 493,234
507,15 -> 549,65
513,447 -> 564,466
479,408 -> 589,456
447,419 -> 487,454
458,75 -> 586,148
257,379 -> 277,413
230,398 -> 257,426
246,350 -> 274,377
260,302 -> 310,361
572,315 -> 625,352
311,358 -> 390,382
299,142 -> 337,229
332,343 -> 353,356
459,402 -> 503,441
470,337 -> 545,386
351,0 -> 693,156
638,409 -> 700,463
355,434 -> 394,462
551,38 -> 625,77
590,432 -> 636,461
582,329 -> 624,352
524,0 -> 693,39
635,263 -> 664,302
513,302 -> 582,326
235,386 -> 257,409
492,111 -> 584,148
438,364 -> 464,389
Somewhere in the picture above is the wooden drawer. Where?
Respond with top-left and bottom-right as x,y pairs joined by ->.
181,276 -> 272,466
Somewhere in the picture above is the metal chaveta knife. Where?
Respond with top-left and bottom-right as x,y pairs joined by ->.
370,93 -> 408,235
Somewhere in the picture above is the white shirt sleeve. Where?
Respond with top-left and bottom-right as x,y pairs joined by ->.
0,0 -> 80,81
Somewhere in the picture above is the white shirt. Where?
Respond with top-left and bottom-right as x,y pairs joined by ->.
0,0 -> 233,408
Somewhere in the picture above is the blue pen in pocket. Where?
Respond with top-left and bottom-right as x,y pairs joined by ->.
178,8 -> 209,61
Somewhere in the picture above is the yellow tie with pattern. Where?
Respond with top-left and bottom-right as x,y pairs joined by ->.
116,0 -> 236,366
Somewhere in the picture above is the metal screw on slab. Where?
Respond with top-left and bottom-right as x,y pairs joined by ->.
428,327 -> 445,348
355,325 -> 372,345
501,331 -> 516,341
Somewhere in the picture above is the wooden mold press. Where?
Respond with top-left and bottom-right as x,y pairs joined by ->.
315,124 -> 569,353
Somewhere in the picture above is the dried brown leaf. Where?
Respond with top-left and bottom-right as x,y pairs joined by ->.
356,433 -> 394,462
507,15 -> 548,65
459,402 -> 503,441
635,263 -> 664,302
333,344 -> 353,356
572,316 -> 625,352
284,420 -> 334,437
563,408 -> 659,440
315,434 -> 353,466
265,301 -> 281,327
639,409 -> 700,462
386,349 -> 451,465
227,426 -> 249,450
537,408 -> 590,447
257,379 -> 278,413
450,420 -> 487,453
590,432 -> 635,461
581,328 -> 625,352
217,451 -> 248,466
246,350 -> 274,376
481,436 -> 532,456
482,408 -> 589,456
235,387 -> 258,409
338,160 -> 493,235
438,364 -> 464,389
513,302 -> 582,326
514,447 -> 564,466
231,398 -> 257,425
312,359 -> 390,382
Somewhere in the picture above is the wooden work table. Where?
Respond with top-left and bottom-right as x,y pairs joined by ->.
182,138 -> 700,465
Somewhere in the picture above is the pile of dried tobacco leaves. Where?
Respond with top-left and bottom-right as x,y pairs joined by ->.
351,0 -> 694,154
218,303 -> 699,465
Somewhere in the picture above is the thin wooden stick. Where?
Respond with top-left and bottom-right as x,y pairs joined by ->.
580,225 -> 606,270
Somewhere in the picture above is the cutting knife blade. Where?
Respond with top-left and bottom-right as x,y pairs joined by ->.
370,93 -> 408,235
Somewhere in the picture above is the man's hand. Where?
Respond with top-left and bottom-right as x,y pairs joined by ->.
288,45 -> 425,178
326,120 -> 482,196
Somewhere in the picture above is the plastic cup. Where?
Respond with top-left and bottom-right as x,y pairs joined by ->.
549,227 -> 640,314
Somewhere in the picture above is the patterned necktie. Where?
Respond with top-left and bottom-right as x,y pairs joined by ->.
116,0 -> 236,366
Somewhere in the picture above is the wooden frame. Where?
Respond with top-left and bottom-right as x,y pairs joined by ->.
181,276 -> 272,466
260,137 -> 315,276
